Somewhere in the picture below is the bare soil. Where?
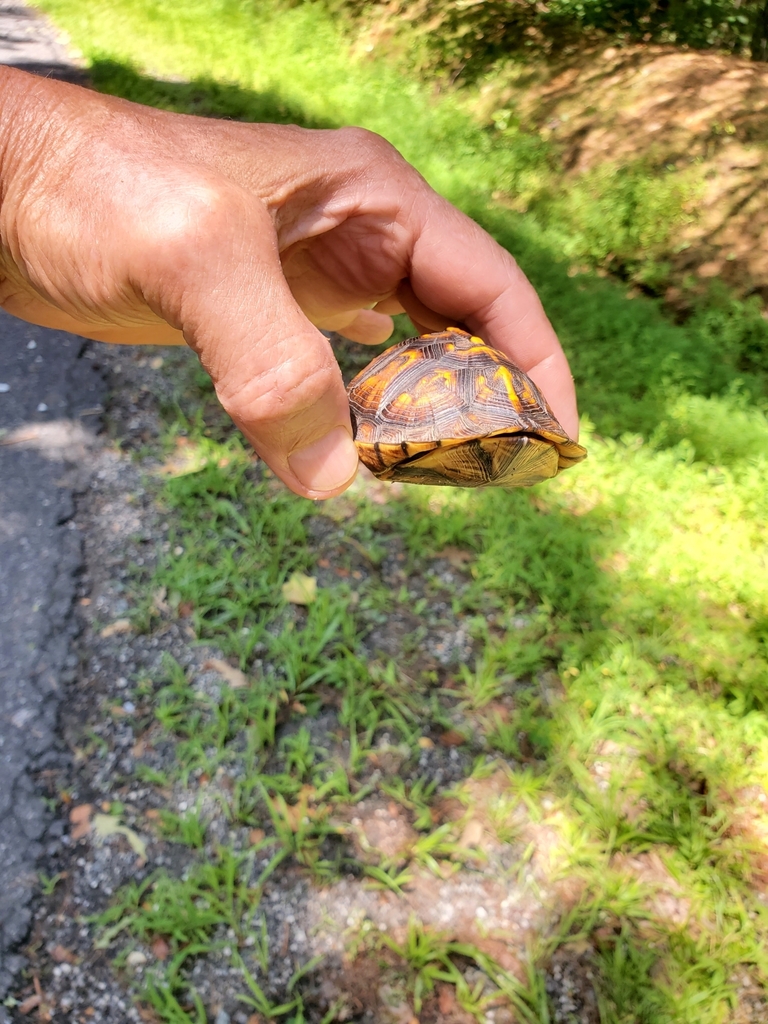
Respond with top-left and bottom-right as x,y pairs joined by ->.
475,43 -> 768,301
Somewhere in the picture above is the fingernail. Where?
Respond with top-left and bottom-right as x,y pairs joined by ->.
288,427 -> 358,493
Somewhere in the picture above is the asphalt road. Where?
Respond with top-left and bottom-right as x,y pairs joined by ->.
0,2 -> 97,1006
0,0 -> 88,83
0,315 -> 106,1000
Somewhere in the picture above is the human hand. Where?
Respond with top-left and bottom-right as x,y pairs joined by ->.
0,67 -> 577,498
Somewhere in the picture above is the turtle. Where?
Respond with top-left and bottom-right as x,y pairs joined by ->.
347,327 -> 586,488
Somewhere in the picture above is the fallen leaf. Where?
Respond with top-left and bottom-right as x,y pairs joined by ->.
93,814 -> 148,861
151,937 -> 170,961
203,658 -> 249,689
473,937 -> 525,976
99,618 -> 132,638
439,729 -> 466,747
282,572 -> 317,605
458,818 -> 484,849
178,601 -> 194,617
435,546 -> 473,568
17,994 -> 41,1015
137,1004 -> 164,1024
19,977 -> 51,1020
69,804 -> 93,840
437,983 -> 456,1015
249,828 -> 266,846
50,945 -> 77,964
417,737 -> 434,749
482,701 -> 510,723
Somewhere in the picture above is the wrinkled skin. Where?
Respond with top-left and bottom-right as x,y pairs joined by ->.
0,66 -> 577,498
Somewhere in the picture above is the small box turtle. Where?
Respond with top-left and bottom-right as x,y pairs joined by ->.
347,327 -> 586,488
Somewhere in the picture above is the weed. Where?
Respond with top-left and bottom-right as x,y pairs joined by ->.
380,918 -> 503,1017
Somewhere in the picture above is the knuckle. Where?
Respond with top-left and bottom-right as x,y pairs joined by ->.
338,125 -> 403,165
139,178 -> 238,257
132,168 -> 274,277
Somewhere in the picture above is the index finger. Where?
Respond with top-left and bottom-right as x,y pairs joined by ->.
402,194 -> 579,439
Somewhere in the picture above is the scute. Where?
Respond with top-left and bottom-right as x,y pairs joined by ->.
347,328 -> 587,488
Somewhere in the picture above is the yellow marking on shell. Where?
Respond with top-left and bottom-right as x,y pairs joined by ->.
391,389 -> 444,414
498,367 -> 523,410
472,374 -> 503,408
399,349 -> 421,369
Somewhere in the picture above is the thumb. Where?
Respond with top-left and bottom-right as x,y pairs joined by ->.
213,309 -> 359,499
140,178 -> 358,498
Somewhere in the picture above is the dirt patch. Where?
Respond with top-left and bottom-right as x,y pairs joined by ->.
477,44 -> 768,299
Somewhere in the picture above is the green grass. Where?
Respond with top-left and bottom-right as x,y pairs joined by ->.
88,382 -> 768,1021
31,0 -> 768,1020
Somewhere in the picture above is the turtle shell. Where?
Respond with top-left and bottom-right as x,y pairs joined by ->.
347,327 -> 586,488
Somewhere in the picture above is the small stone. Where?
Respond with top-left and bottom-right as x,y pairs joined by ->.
37,402 -> 48,412
0,383 -> 10,393
126,951 -> 147,967
10,707 -> 36,729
